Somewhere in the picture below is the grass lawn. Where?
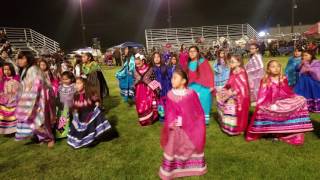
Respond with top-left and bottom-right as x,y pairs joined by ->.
0,56 -> 320,180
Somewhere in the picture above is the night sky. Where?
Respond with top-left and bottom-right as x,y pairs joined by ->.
1,0 -> 319,50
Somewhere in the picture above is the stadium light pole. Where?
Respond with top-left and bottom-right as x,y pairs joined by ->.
291,0 -> 298,33
167,0 -> 172,28
80,0 -> 87,47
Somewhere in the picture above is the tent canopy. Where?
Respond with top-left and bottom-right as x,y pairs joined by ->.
304,22 -> 320,38
114,42 -> 144,48
73,47 -> 101,56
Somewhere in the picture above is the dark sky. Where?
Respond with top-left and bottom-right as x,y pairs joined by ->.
1,0 -> 319,50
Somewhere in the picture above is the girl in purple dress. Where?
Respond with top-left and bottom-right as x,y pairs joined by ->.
152,52 -> 172,121
245,43 -> 264,104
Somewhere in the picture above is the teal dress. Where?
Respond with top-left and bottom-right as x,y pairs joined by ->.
285,56 -> 301,87
188,58 -> 213,125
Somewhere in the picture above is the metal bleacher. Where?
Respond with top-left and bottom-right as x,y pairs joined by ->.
1,27 -> 60,55
145,23 -> 258,52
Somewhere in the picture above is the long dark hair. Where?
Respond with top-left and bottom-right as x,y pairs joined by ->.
302,50 -> 317,63
3,62 -> 16,77
169,54 -> 179,67
187,45 -> 202,75
249,43 -> 260,58
74,54 -> 82,71
84,52 -> 94,62
180,44 -> 185,52
125,46 -> 135,63
228,54 -> 244,68
17,51 -> 36,80
75,77 -> 100,102
38,58 -> 54,81
151,52 -> 168,76
216,49 -> 226,64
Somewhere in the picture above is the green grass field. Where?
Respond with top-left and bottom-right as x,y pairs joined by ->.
0,56 -> 320,180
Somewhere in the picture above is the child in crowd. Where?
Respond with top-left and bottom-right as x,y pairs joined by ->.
285,48 -> 302,87
15,51 -> 55,148
67,77 -> 111,149
159,68 -> 207,179
116,46 -> 135,102
82,52 -> 109,100
134,53 -> 161,126
38,59 -> 59,96
168,54 -> 179,73
246,60 -> 313,145
245,43 -> 264,104
0,63 -> 20,134
152,52 -> 172,122
294,50 -> 320,113
213,49 -> 230,89
187,46 -> 215,125
55,71 -> 76,139
217,55 -> 250,135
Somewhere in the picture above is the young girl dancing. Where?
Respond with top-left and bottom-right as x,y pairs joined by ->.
187,46 -> 215,125
67,77 -> 111,149
217,55 -> 250,135
213,49 -> 230,89
152,52 -> 172,121
55,71 -> 76,139
159,68 -> 207,179
15,51 -> 55,148
168,54 -> 179,74
246,60 -> 313,145
245,43 -> 264,104
134,53 -> 161,126
116,46 -> 135,102
38,59 -> 59,96
0,63 -> 20,134
82,52 -> 109,100
285,48 -> 302,87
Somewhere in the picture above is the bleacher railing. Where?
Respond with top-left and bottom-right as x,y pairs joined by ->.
1,27 -> 60,54
145,23 -> 258,53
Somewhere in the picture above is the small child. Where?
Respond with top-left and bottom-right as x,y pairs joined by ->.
67,77 -> 111,149
0,63 -> 20,134
55,71 -> 76,139
159,68 -> 207,179
294,50 -> 320,112
213,49 -> 230,89
38,59 -> 59,96
245,43 -> 264,104
217,55 -> 250,135
134,53 -> 161,126
152,52 -> 172,122
115,47 -> 135,102
168,54 -> 179,73
285,48 -> 302,87
246,60 -> 313,145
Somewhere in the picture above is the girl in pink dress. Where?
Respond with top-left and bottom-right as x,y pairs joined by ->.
134,53 -> 161,126
159,68 -> 207,180
0,63 -> 20,134
217,55 -> 250,135
178,44 -> 188,71
246,60 -> 313,145
38,59 -> 59,97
